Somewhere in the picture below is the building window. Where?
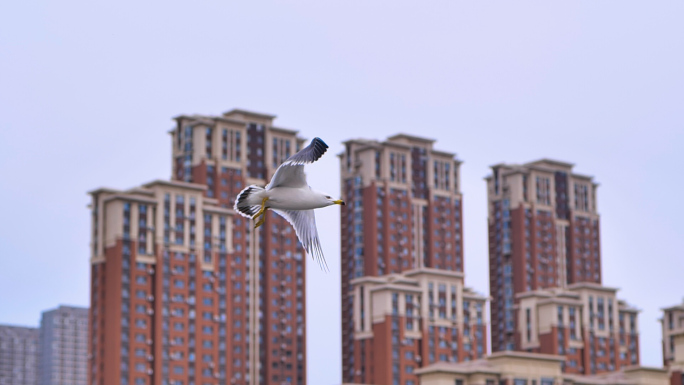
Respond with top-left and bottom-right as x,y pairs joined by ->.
574,183 -> 589,211
390,153 -> 396,181
526,308 -> 532,342
536,176 -> 551,205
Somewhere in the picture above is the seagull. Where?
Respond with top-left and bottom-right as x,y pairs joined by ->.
233,137 -> 344,270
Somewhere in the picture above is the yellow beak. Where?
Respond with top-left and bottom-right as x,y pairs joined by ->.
333,199 -> 345,206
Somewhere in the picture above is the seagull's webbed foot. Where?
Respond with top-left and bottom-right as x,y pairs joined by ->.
253,197 -> 269,229
254,212 -> 267,229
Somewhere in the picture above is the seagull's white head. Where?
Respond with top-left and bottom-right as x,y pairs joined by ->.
321,193 -> 345,207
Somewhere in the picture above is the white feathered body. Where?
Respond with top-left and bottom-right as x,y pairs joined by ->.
238,186 -> 332,211
265,187 -> 332,210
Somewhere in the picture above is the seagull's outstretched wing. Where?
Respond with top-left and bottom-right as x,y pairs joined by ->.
272,209 -> 328,271
266,137 -> 328,190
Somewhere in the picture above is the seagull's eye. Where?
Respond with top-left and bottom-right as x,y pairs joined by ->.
325,195 -> 331,199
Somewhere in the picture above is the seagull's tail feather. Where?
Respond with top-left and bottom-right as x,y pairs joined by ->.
234,185 -> 267,218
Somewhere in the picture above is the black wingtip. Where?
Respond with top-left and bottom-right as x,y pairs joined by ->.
312,137 -> 329,149
310,138 -> 329,162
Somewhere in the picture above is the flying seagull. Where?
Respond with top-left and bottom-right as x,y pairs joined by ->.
233,137 -> 344,270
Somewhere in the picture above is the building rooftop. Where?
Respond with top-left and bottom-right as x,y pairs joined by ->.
142,179 -> 207,191
417,352 -> 668,385
486,158 -> 596,182
223,108 -> 277,120
341,135 -> 458,158
415,358 -> 500,375
416,351 -> 565,376
564,366 -> 668,385
387,133 -> 436,144
525,158 -> 575,169
567,281 -> 620,293
42,305 -> 88,314
662,298 -> 684,312
0,323 -> 38,332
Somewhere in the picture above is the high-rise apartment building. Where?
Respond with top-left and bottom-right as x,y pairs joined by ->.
0,305 -> 89,385
485,159 -> 639,374
89,109 -> 308,385
516,283 -> 639,373
661,300 -> 684,366
89,180 -> 235,385
349,269 -> 487,385
39,305 -> 89,385
486,160 -> 601,352
340,134 -> 486,385
661,300 -> 684,385
170,110 -> 307,385
0,324 -> 39,385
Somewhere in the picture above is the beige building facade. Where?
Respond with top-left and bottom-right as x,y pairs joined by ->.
661,300 -> 684,385
515,283 -> 639,374
350,268 -> 487,385
661,300 -> 684,366
416,351 -> 668,385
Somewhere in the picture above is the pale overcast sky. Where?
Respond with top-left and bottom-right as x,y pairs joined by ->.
1,1 -> 683,384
